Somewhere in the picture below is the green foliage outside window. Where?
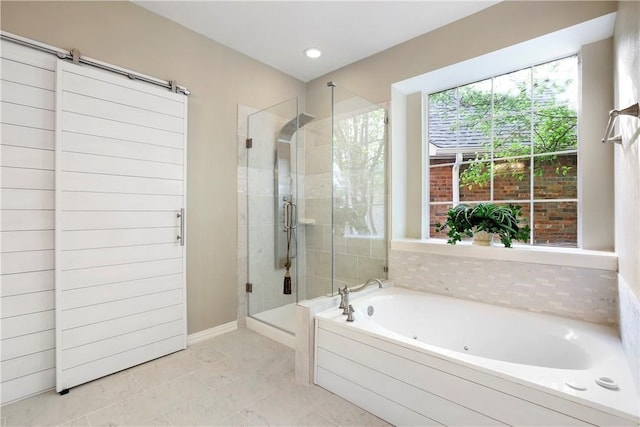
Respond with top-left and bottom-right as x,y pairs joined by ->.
429,57 -> 578,190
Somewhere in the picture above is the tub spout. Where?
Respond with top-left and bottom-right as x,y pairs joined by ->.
350,278 -> 383,293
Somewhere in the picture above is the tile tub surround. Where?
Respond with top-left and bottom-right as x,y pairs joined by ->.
1,328 -> 389,427
619,275 -> 640,392
389,249 -> 618,325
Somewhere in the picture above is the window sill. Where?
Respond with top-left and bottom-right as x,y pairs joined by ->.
390,238 -> 618,271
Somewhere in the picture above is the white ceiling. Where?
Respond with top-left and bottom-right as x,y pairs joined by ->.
134,1 -> 499,82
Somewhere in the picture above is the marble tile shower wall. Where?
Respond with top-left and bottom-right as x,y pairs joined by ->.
303,119 -> 333,299
389,249 -> 618,325
618,276 -> 640,391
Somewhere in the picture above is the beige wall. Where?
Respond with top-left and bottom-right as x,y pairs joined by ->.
0,1 -> 305,333
579,38 -> 615,250
305,1 -> 618,114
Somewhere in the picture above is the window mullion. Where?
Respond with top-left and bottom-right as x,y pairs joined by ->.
453,88 -> 460,206
452,152 -> 462,206
529,65 -> 535,245
490,78 -> 495,202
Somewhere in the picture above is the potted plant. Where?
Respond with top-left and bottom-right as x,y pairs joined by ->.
435,203 -> 531,247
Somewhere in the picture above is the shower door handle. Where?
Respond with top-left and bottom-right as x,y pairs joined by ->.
284,200 -> 297,230
177,208 -> 185,246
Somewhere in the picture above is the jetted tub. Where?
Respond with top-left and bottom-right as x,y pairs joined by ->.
314,287 -> 639,426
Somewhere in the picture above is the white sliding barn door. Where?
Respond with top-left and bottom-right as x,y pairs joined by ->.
1,41 -> 57,404
55,61 -> 187,391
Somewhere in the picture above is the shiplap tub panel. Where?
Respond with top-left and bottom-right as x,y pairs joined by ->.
55,60 -> 187,392
315,318 -> 634,426
0,40 -> 57,404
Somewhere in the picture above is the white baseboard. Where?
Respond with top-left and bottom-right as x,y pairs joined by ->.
246,317 -> 295,349
187,320 -> 238,346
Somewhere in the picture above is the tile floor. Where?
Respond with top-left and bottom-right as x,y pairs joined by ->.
1,328 -> 390,426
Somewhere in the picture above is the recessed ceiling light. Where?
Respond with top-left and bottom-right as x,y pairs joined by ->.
304,47 -> 322,59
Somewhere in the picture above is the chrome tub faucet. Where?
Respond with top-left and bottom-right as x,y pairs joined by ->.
339,286 -> 350,315
339,279 -> 384,318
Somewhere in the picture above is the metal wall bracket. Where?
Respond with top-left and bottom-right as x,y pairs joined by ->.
246,138 -> 253,149
602,102 -> 640,144
70,48 -> 80,64
246,282 -> 253,293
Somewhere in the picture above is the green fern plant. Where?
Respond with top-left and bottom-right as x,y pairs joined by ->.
435,203 -> 531,247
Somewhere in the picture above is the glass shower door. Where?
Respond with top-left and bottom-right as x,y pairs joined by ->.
246,97 -> 301,333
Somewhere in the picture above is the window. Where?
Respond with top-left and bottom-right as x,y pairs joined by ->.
427,56 -> 578,247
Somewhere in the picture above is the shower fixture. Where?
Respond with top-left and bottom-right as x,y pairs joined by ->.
274,113 -> 315,278
602,102 -> 639,144
277,113 -> 315,143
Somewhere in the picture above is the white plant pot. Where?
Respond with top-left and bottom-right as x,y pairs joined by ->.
473,230 -> 492,246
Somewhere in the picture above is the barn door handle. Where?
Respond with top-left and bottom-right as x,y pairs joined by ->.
177,208 -> 185,246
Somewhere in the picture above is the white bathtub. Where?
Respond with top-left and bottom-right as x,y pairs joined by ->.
314,287 -> 639,426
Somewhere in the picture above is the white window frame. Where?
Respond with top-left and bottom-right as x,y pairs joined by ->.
426,56 -> 580,247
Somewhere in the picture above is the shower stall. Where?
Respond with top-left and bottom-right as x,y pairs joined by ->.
241,84 -> 387,340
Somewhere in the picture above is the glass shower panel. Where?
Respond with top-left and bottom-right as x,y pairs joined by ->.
330,85 -> 387,293
300,110 -> 333,301
246,98 -> 301,329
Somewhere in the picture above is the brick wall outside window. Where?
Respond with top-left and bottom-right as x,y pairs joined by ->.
429,154 -> 577,246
